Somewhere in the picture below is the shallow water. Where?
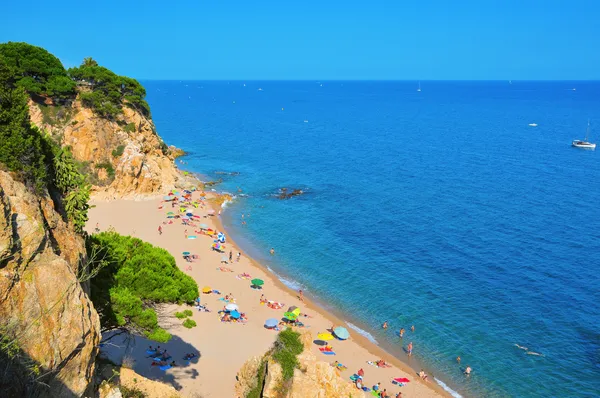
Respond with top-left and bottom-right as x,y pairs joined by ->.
146,80 -> 600,397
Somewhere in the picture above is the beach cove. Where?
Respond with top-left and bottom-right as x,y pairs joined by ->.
88,191 -> 450,397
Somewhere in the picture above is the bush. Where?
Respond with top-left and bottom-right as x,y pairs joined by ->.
95,161 -> 115,179
88,232 -> 198,341
112,145 -> 125,157
183,309 -> 193,317
175,312 -> 187,319
123,123 -> 136,133
182,319 -> 197,329
120,385 -> 147,398
272,329 -> 304,381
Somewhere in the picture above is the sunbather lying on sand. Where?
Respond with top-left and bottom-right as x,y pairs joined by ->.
267,301 -> 284,309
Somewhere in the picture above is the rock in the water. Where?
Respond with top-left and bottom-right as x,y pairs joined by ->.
277,188 -> 305,200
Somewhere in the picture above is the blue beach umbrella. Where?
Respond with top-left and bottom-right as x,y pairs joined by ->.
199,223 -> 209,229
265,318 -> 278,328
182,251 -> 191,255
186,212 -> 194,217
333,326 -> 350,340
163,195 -> 173,201
230,310 -> 241,319
217,232 -> 226,243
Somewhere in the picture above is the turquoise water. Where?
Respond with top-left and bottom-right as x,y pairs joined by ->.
145,81 -> 600,397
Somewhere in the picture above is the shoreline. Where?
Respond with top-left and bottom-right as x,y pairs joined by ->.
211,195 -> 458,398
89,187 -> 454,398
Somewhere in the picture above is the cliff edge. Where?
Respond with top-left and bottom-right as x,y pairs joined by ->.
29,98 -> 190,199
0,170 -> 100,397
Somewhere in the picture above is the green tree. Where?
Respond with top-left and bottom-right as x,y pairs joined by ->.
82,57 -> 98,67
88,232 -> 198,341
0,42 -> 76,99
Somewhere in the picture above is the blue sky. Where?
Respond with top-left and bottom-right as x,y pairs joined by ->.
1,0 -> 599,80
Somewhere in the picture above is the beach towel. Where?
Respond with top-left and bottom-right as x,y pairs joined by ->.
362,387 -> 371,392
350,375 -> 360,381
322,351 -> 336,355
159,365 -> 172,371
187,236 -> 197,239
146,350 -> 157,355
370,390 -> 380,396
393,377 -> 410,383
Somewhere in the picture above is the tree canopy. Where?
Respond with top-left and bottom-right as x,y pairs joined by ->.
69,62 -> 150,119
0,42 -> 76,99
88,232 -> 199,342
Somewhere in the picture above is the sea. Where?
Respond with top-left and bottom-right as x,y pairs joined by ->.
144,80 -> 600,397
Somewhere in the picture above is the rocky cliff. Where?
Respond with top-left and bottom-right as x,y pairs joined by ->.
28,98 -> 191,199
0,170 -> 100,397
235,330 -> 356,398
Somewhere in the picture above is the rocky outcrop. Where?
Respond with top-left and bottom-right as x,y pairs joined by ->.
277,188 -> 305,200
235,330 -> 356,398
28,99 -> 194,199
0,170 -> 100,397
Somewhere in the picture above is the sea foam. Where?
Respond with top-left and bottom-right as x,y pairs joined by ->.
347,322 -> 378,344
267,266 -> 304,291
434,378 -> 463,398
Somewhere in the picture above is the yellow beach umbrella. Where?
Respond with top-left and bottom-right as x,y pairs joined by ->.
202,286 -> 212,294
317,333 -> 334,341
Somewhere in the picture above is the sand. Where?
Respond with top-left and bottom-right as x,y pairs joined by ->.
88,192 -> 449,398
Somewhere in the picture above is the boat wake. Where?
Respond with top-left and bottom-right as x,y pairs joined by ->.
347,322 -> 378,345
434,378 -> 463,398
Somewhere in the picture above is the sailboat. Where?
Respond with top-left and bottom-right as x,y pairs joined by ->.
417,81 -> 421,92
572,120 -> 596,149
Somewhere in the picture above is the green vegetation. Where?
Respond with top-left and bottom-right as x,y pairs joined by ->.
246,359 -> 267,398
39,104 -> 72,127
112,145 -> 125,157
95,161 -> 116,179
0,42 -> 76,100
120,385 -> 147,398
88,232 -> 199,342
52,147 -> 91,233
124,122 -> 136,133
69,60 -> 150,119
182,319 -> 197,329
272,328 -> 304,380
175,309 -> 194,319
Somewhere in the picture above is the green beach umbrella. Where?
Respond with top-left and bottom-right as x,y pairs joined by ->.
251,278 -> 264,286
283,312 -> 298,321
167,211 -> 175,215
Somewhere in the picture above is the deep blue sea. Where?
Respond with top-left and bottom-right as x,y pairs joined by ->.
145,81 -> 600,397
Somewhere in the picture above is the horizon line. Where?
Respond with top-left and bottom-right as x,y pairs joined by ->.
137,78 -> 600,82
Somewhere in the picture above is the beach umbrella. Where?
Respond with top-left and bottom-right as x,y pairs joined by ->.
163,196 -> 173,201
283,312 -> 298,321
182,251 -> 191,255
291,308 -> 301,316
313,340 -> 327,346
287,306 -> 298,313
230,310 -> 241,319
184,190 -> 192,194
207,209 -> 215,214
202,286 -> 212,294
393,377 -> 410,383
199,223 -> 209,229
265,318 -> 278,328
186,212 -> 194,217
225,303 -> 239,311
251,279 -> 264,286
221,256 -> 228,263
217,232 -> 226,242
167,211 -> 175,215
317,333 -> 334,341
333,326 -> 350,340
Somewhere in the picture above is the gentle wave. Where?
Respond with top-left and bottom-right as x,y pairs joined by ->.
347,322 -> 378,345
267,266 -> 304,291
434,378 -> 463,398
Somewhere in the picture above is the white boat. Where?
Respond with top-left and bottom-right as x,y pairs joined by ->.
417,81 -> 421,92
529,123 -> 538,127
572,120 -> 596,149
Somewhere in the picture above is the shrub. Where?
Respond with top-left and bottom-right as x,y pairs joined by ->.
183,309 -> 193,317
272,329 -> 304,381
112,145 -> 125,158
120,385 -> 147,398
182,319 -> 197,329
88,232 -> 198,341
123,123 -> 136,133
175,312 -> 187,319
95,161 -> 115,179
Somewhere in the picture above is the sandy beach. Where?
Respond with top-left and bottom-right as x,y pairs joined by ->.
88,191 -> 450,398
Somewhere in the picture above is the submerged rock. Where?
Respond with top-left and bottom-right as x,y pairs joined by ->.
277,188 -> 305,200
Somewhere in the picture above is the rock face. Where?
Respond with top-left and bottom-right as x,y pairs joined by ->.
0,170 -> 100,397
235,330 -> 356,398
29,99 -> 191,199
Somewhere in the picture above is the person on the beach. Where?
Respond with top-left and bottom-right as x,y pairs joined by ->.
400,328 -> 405,338
464,366 -> 472,376
411,325 -> 415,332
380,389 -> 389,398
218,210 -> 221,216
237,252 -> 241,262
407,342 -> 413,356
382,321 -> 388,329
95,222 -> 100,232
357,368 -> 364,377
373,382 -> 381,391
395,393 -> 402,398
456,356 -> 461,364
270,247 -> 275,255
229,250 -> 233,262
419,369 -> 427,380
158,225 -> 162,235
298,289 -> 304,302
184,229 -> 188,238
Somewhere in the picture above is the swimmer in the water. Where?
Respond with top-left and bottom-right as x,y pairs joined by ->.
514,344 -> 528,350
526,351 -> 544,356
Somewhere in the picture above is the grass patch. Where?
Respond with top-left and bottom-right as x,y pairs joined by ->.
120,385 -> 147,398
112,145 -> 125,157
182,319 -> 197,329
124,122 -> 136,133
38,104 -> 72,127
272,328 -> 304,381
